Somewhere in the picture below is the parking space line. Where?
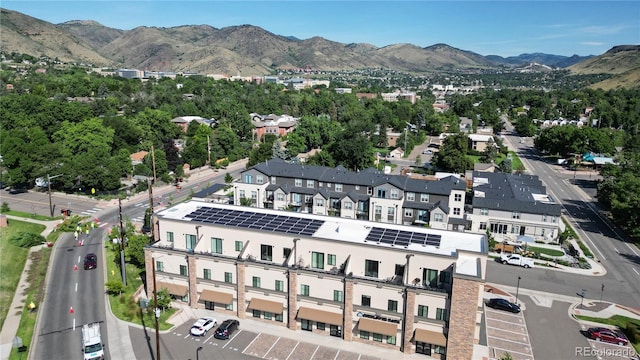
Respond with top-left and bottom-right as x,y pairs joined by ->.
264,337 -> 281,358
487,335 -> 531,346
223,329 -> 244,349
309,345 -> 319,359
357,353 -> 362,360
486,316 -> 524,325
333,350 -> 341,360
285,341 -> 301,360
486,325 -> 528,335
204,334 -> 214,343
491,345 -> 533,357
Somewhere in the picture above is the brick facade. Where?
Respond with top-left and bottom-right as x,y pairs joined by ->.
402,289 -> 416,354
287,270 -> 298,330
145,250 -> 154,296
236,262 -> 246,319
343,279 -> 354,342
187,254 -> 197,307
446,276 -> 482,359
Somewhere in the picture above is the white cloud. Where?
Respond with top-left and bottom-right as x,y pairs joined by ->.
580,41 -> 605,46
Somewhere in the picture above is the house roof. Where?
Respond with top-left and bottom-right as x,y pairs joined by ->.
468,134 -> 494,142
472,171 -> 561,216
130,151 -> 149,162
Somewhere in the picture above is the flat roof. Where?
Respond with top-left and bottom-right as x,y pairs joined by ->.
157,201 -> 486,257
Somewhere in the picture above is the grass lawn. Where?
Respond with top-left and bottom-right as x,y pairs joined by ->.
466,152 -> 525,172
575,314 -> 640,353
0,220 -> 46,329
0,209 -> 59,221
105,243 -> 175,330
525,245 -> 564,257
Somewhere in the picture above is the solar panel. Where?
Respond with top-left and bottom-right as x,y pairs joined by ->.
365,227 -> 441,247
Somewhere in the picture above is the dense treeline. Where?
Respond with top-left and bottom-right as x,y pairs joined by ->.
0,66 -> 639,236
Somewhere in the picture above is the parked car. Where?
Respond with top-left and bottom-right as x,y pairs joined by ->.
586,327 -> 629,346
8,187 -> 28,194
486,298 -> 521,313
214,319 -> 239,340
422,149 -> 433,155
190,317 -> 218,336
83,253 -> 97,270
499,253 -> 535,268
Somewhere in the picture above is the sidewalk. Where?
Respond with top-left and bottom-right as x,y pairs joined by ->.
0,215 -> 60,360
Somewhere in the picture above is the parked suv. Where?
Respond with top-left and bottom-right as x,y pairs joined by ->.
214,319 -> 239,340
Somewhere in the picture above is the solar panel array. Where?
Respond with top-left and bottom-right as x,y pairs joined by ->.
365,227 -> 442,247
185,207 -> 324,236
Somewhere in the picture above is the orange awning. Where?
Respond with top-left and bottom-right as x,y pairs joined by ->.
414,328 -> 447,346
247,298 -> 284,314
357,318 -> 398,337
156,282 -> 188,297
199,290 -> 233,304
297,307 -> 343,326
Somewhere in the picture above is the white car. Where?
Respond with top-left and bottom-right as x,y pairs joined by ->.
190,317 -> 218,336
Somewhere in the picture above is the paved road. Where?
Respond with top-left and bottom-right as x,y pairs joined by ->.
33,230 -> 107,360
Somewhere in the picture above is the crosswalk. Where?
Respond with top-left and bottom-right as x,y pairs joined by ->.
80,207 -> 101,215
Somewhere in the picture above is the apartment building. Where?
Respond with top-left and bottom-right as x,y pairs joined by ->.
470,171 -> 565,243
233,159 -> 469,232
145,201 -> 487,358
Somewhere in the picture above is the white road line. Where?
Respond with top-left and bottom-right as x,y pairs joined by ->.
226,329 -> 244,349
285,341 -> 301,360
487,335 -> 531,346
489,345 -> 533,357
204,334 -> 214,343
75,283 -> 78,292
486,325 -> 527,336
183,333 -> 190,339
309,345 -> 320,359
633,268 -> 639,276
99,223 -> 109,228
77,256 -> 81,263
626,242 -> 640,257
486,317 -> 524,325
73,318 -> 76,331
263,337 -> 280,358
332,349 -> 341,360
614,247 -> 619,253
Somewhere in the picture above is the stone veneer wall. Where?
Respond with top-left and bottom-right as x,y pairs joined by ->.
144,250 -> 154,297
446,276 -> 482,360
236,262 -> 246,319
402,290 -> 416,354
343,280 -> 354,341
287,270 -> 298,330
187,254 -> 197,307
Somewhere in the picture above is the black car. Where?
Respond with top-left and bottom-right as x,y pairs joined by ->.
214,319 -> 239,340
8,187 -> 28,194
486,298 -> 521,313
83,253 -> 97,270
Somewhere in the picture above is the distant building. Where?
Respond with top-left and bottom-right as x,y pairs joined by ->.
116,69 -> 144,79
250,114 -> 298,141
334,88 -> 352,94
171,116 -> 217,132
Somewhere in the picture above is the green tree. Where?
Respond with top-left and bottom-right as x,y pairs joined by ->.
434,134 -> 472,173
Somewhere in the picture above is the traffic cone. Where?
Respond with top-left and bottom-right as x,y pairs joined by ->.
69,306 -> 74,314
74,264 -> 78,271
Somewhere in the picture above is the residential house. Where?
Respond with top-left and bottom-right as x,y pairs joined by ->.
470,171 -> 564,243
172,116 -> 217,132
251,113 -> 299,141
468,134 -> 495,152
130,151 -> 149,166
145,201 -> 487,358
233,159 -> 469,231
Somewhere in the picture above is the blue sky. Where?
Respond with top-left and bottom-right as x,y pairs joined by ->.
3,1 -> 639,57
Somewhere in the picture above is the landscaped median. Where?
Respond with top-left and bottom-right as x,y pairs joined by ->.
574,313 -> 640,354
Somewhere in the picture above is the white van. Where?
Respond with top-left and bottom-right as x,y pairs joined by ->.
82,323 -> 105,360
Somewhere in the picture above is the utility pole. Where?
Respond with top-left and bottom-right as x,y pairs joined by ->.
151,144 -> 157,184
148,179 -> 155,241
118,198 -> 127,286
152,258 -> 161,360
404,127 -> 408,155
207,135 -> 211,166
47,174 -> 63,218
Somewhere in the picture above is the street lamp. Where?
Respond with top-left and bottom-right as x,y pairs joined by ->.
152,257 -> 161,360
515,276 -> 522,305
196,346 -> 203,360
47,174 -> 63,218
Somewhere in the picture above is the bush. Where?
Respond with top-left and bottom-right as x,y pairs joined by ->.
106,280 -> 125,295
624,322 -> 638,343
9,232 -> 45,248
1,202 -> 9,212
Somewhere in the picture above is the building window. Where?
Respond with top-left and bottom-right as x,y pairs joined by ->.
225,303 -> 233,311
275,313 -> 283,322
330,325 -> 341,337
512,211 -> 521,219
406,192 -> 415,201
365,260 -> 379,278
440,271 -> 451,284
361,295 -> 371,307
335,183 -> 343,192
315,199 -> 324,207
373,333 -> 383,342
317,322 -> 326,331
264,312 -> 272,320
295,178 -> 302,187
235,241 -> 243,251
480,208 -> 489,216
390,189 -> 399,199
301,284 -> 310,296
224,272 -> 233,283
203,268 -> 211,280
311,252 -> 324,269
434,213 -> 444,222
344,201 -> 352,210
252,276 -> 261,288
275,280 -> 284,292
453,208 -> 461,216
328,254 -> 336,266
388,300 -> 398,312
479,222 -> 487,230
179,265 -> 188,276
306,179 -> 314,188
551,216 -> 557,223
511,225 -> 520,234
424,268 -> 438,288
418,305 -> 428,318
333,290 -> 343,302
377,188 -> 387,198
270,176 -> 276,184
436,308 -> 448,321
367,187 -> 372,195
420,193 -> 429,202
253,309 -> 261,318
355,185 -> 359,190
326,183 -> 332,188
416,342 -> 432,355
542,214 -> 548,222
359,330 -> 370,339
387,207 -> 395,221
186,234 -> 196,250
251,191 -> 257,202
490,223 -> 508,234
244,174 -> 253,183
404,209 -> 413,217
283,247 -> 292,259
374,206 -> 382,221
276,193 -> 285,201
256,175 -> 264,184
261,244 -> 273,261
211,237 -> 222,254
239,190 -> 245,199
156,261 -> 164,272
301,319 -> 312,331
541,228 -> 545,236
166,232 -> 174,242
386,335 -> 396,345
454,193 -> 462,202
319,182 -> 324,187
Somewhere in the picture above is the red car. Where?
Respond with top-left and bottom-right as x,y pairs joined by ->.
586,327 -> 628,346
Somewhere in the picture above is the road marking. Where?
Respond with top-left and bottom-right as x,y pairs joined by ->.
309,345 -> 320,359
204,334 -> 214,343
263,337 -> 280,358
99,222 -> 109,228
75,283 -> 78,292
224,329 -> 243,349
633,268 -> 639,276
285,341 -> 300,360
333,350 -> 341,360
490,345 -> 533,357
614,247 -> 619,253
73,318 -> 76,331
487,335 -> 531,346
626,242 -> 640,257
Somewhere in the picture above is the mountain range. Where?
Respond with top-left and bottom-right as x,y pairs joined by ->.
1,7 -> 639,88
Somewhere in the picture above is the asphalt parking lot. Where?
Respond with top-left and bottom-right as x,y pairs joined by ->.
130,320 -> 391,360
484,301 -> 534,360
578,324 -> 639,360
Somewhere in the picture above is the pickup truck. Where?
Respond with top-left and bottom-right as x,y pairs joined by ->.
499,254 -> 535,268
